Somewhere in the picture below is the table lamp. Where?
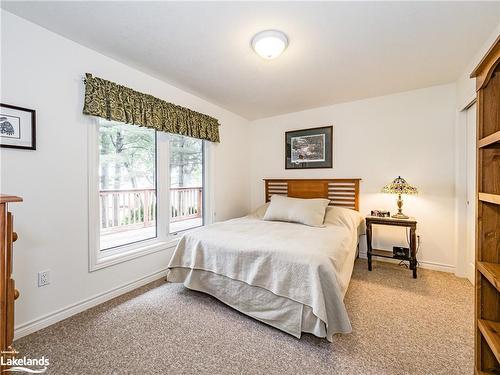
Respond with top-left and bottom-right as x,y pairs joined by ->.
382,176 -> 418,219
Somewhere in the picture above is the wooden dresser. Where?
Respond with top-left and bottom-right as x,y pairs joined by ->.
470,36 -> 500,374
0,195 -> 22,371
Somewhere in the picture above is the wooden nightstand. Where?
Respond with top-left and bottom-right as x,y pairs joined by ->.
365,216 -> 418,278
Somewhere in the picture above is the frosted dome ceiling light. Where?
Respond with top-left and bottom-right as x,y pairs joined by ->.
251,30 -> 288,60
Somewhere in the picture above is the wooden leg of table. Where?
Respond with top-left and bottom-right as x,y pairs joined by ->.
366,223 -> 372,271
410,226 -> 417,279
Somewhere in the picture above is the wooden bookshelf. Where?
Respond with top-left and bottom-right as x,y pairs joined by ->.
471,35 -> 500,375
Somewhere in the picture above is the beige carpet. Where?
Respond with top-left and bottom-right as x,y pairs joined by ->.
14,260 -> 473,374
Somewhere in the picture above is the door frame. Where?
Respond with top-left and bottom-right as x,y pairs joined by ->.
455,95 -> 476,283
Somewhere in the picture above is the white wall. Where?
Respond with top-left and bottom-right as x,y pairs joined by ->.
453,26 -> 498,282
249,84 -> 458,272
0,11 -> 251,333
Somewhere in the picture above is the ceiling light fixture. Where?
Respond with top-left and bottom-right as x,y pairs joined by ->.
251,30 -> 288,60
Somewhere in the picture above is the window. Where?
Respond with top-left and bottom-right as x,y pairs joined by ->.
169,135 -> 204,233
89,119 -> 211,271
98,122 -> 157,250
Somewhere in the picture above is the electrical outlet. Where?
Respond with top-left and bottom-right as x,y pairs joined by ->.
38,270 -> 50,287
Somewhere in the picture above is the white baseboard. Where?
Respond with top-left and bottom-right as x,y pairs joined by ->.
417,260 -> 455,273
358,253 -> 455,274
14,268 -> 168,340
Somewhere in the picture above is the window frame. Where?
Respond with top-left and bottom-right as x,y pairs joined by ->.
88,119 -> 213,272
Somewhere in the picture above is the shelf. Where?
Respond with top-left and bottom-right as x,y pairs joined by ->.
370,249 -> 393,259
479,131 -> 500,148
479,193 -> 500,206
478,262 -> 500,292
478,320 -> 500,364
369,249 -> 410,261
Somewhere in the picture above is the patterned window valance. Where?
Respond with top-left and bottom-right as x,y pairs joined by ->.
83,73 -> 220,142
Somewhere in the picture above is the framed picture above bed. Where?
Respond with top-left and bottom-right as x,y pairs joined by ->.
285,125 -> 332,169
0,103 -> 36,150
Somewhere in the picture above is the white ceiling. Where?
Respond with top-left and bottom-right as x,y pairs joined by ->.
2,1 -> 499,120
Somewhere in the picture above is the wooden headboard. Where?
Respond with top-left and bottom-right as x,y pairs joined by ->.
264,179 -> 361,211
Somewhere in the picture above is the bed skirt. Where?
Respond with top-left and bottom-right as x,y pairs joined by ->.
167,267 -> 328,340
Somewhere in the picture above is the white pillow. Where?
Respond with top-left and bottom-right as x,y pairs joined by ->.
249,202 -> 270,219
324,206 -> 364,233
263,195 -> 330,227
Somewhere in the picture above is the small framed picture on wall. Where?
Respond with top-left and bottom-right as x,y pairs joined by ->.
285,125 -> 333,169
0,103 -> 36,150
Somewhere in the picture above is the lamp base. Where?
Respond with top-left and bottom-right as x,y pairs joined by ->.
391,213 -> 409,219
392,194 -> 409,219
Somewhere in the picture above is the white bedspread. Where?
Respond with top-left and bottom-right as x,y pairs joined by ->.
167,211 -> 361,341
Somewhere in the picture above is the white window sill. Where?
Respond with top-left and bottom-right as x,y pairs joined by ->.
89,237 -> 180,272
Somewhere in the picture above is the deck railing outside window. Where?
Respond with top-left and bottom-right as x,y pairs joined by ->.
99,187 -> 202,234
170,187 -> 203,222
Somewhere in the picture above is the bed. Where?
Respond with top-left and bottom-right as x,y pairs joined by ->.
167,179 -> 363,341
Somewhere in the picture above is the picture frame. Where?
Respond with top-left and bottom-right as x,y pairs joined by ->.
0,103 -> 36,150
371,210 -> 391,218
285,125 -> 333,169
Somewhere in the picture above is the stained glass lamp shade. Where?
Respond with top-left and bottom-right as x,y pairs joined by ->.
382,176 -> 418,219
